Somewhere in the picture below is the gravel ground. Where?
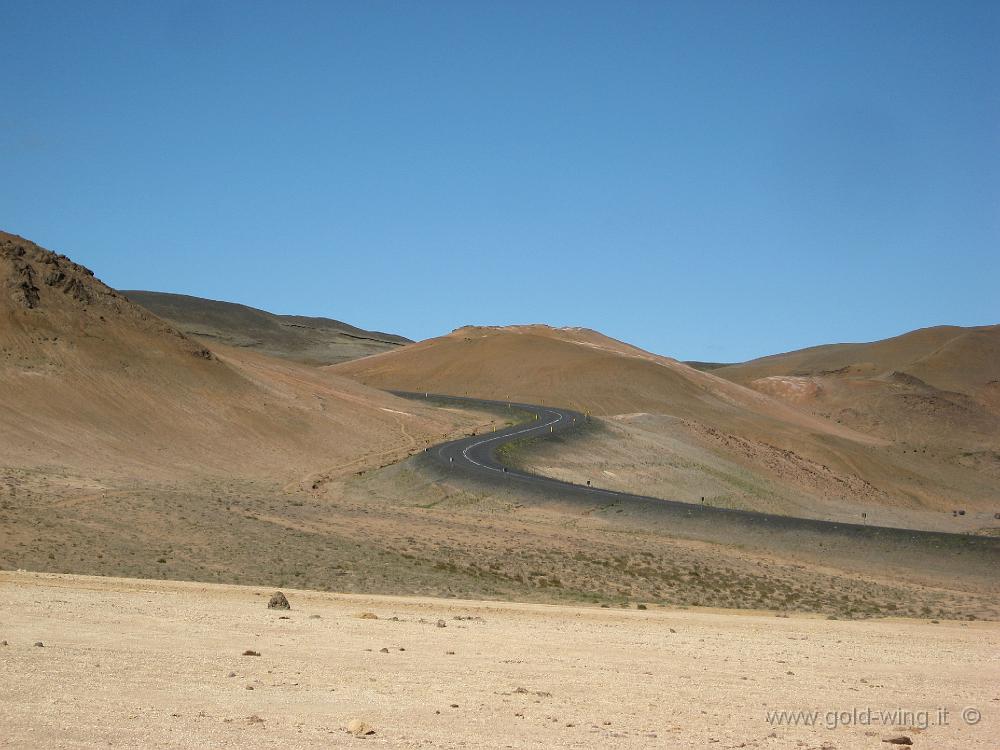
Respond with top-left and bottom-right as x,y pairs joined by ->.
1,571 -> 997,749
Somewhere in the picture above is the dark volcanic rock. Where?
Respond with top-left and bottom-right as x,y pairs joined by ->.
9,260 -> 40,308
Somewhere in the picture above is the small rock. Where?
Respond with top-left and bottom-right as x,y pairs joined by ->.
436,619 -> 447,628
882,738 -> 912,746
242,650 -> 261,657
267,591 -> 290,610
379,647 -> 389,653
33,641 -> 44,647
347,719 -> 375,737
359,612 -> 378,620
1,640 -> 7,646
227,671 -> 237,678
245,685 -> 254,690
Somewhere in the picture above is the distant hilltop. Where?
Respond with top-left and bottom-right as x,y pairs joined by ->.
122,290 -> 410,366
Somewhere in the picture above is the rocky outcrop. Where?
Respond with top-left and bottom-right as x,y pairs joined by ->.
2,233 -> 102,310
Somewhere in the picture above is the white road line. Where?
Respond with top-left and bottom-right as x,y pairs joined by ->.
436,403 -> 620,497
461,410 -> 563,472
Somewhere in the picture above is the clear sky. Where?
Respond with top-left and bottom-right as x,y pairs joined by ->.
2,2 -> 997,362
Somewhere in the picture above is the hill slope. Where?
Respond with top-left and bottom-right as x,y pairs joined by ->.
331,325 -> 865,431
0,231 -> 474,484
713,325 -> 1000,451
332,325 -> 1000,526
122,290 -> 409,365
2,234 -> 995,617
716,324 -> 1000,400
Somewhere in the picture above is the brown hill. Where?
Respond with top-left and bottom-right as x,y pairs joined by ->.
332,325 -> 1000,526
331,325 -> 870,434
714,325 -> 1000,449
715,324 -> 999,397
0,231 -> 475,485
2,234 -> 995,617
123,290 -> 409,366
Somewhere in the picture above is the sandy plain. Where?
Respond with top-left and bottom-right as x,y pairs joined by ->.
2,571 -> 997,749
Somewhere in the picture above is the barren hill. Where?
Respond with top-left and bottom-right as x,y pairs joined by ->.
716,324 -> 1000,400
2,234 -> 996,617
713,325 -> 1000,451
123,290 -> 409,365
331,325 -> 861,429
0,231 -> 475,485
332,325 -> 1000,527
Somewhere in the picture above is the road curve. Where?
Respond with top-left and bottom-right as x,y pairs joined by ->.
394,391 -> 1000,554
398,392 -> 588,481
400,392 -> 650,500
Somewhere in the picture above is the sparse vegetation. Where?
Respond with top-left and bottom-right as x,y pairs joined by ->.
6,463 -> 989,621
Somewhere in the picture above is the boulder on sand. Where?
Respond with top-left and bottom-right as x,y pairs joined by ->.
347,718 -> 375,737
267,591 -> 290,610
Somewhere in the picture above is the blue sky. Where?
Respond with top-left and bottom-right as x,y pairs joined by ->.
2,2 -> 997,362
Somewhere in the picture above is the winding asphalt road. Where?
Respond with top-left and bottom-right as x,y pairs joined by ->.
404,393 -> 588,481
393,391 -> 1000,559
396,391 -> 640,499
